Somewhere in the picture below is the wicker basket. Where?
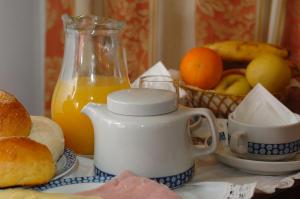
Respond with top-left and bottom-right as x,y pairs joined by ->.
180,84 -> 287,118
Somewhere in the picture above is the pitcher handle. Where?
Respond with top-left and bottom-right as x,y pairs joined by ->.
183,107 -> 219,159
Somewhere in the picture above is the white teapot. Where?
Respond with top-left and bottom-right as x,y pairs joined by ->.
82,88 -> 218,188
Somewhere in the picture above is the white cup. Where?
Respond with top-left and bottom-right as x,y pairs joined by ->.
228,113 -> 300,161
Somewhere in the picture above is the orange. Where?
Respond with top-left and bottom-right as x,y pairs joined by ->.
180,47 -> 223,89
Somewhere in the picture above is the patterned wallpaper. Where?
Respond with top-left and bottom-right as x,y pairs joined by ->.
195,0 -> 256,45
105,0 -> 149,81
45,0 -> 74,116
282,0 -> 300,66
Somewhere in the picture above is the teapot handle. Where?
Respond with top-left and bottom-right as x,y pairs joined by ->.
183,107 -> 219,159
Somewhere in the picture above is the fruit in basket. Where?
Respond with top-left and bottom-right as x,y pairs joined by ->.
204,40 -> 289,62
180,47 -> 223,89
246,54 -> 291,92
221,68 -> 246,77
215,74 -> 251,96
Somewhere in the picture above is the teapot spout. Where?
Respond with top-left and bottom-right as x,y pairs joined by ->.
81,102 -> 104,125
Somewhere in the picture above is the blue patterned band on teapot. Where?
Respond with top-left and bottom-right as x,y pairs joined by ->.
94,165 -> 195,189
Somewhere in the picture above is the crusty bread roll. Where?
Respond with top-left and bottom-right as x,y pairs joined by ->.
0,189 -> 102,199
0,90 -> 32,137
0,137 -> 55,188
29,116 -> 65,162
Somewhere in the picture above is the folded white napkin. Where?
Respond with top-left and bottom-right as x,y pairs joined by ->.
131,61 -> 186,98
232,84 -> 298,126
131,61 -> 171,88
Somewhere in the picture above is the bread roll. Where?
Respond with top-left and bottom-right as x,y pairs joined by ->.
29,116 -> 65,162
0,189 -> 102,199
0,90 -> 32,137
0,137 -> 55,188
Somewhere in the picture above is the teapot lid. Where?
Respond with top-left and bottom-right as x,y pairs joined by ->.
107,88 -> 177,116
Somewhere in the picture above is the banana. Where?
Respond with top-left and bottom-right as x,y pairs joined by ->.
204,40 -> 289,62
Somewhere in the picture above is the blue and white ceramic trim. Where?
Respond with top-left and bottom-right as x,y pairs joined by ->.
94,165 -> 194,189
228,135 -> 300,155
32,176 -> 107,192
52,148 -> 77,180
207,131 -> 226,146
62,148 -> 77,171
247,140 -> 300,155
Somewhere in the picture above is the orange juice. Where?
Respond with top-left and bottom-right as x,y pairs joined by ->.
51,76 -> 130,155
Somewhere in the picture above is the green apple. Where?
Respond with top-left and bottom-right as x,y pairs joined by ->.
246,54 -> 291,93
215,74 -> 252,96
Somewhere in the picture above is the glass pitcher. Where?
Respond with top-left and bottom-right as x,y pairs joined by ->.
51,15 -> 130,155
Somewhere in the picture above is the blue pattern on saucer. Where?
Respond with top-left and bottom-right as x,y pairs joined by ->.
94,165 -> 194,189
32,176 -> 107,192
206,131 -> 226,146
53,148 -> 77,180
63,148 -> 77,171
57,148 -> 77,177
219,132 -> 226,141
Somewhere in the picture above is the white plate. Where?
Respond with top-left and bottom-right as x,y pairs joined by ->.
215,145 -> 300,175
54,148 -> 77,180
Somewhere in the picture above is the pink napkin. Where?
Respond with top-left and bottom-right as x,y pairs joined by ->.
77,171 -> 182,199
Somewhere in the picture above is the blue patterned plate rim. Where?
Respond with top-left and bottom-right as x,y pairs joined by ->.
32,176 -> 105,192
53,148 -> 77,180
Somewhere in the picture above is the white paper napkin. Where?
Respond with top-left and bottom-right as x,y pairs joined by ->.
131,61 -> 186,98
232,84 -> 298,126
176,182 -> 256,199
131,61 -> 170,88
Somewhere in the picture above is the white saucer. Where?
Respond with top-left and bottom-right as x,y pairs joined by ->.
215,145 -> 300,175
